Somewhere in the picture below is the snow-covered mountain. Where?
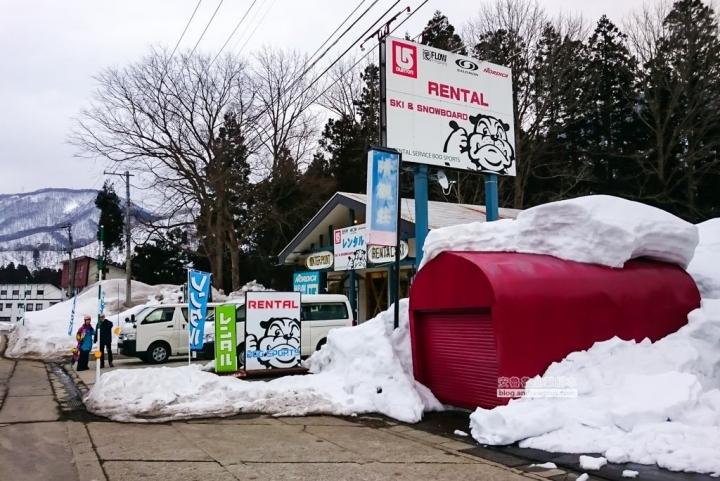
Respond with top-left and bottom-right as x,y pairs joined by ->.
0,188 -> 153,269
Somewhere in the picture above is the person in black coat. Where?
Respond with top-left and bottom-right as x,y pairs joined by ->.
94,314 -> 114,368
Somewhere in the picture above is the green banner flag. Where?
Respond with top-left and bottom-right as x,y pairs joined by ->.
214,304 -> 238,373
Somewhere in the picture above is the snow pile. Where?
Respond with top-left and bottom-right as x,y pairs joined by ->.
687,219 -> 720,299
579,455 -> 607,470
469,298 -> 720,476
5,279 -> 179,359
422,195 -> 699,270
84,300 -> 441,423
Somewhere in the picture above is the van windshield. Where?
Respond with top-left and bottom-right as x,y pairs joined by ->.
131,307 -> 155,322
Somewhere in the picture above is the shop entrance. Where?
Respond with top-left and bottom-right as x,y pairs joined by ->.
366,270 -> 389,318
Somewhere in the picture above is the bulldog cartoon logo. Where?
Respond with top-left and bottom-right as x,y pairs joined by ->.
443,114 -> 515,174
246,317 -> 301,369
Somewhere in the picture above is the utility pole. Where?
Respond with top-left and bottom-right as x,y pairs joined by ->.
104,170 -> 134,307
61,223 -> 75,299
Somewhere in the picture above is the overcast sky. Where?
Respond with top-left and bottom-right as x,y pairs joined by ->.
1,0 -> 647,197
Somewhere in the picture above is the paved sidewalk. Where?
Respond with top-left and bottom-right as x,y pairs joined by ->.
0,336 -> 598,481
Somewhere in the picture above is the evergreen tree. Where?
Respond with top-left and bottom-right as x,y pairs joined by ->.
579,16 -> 641,198
421,11 -> 467,55
132,229 -> 191,286
94,180 -> 124,258
636,0 -> 720,221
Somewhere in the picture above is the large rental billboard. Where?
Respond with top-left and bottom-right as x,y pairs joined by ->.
384,36 -> 516,176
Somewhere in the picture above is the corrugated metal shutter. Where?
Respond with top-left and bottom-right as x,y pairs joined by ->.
416,310 -> 500,410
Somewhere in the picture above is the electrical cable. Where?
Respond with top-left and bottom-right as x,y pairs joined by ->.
236,0 -> 279,56
229,0 -> 269,52
209,0 -> 259,66
169,0 -> 203,60
188,0 -> 225,58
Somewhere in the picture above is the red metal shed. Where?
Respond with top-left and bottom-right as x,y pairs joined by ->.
409,251 -> 701,410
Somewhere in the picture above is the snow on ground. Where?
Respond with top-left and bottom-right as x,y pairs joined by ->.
84,299 -> 442,423
687,219 -> 720,299
469,298 -> 720,476
421,194 -> 699,270
4,279 -> 180,359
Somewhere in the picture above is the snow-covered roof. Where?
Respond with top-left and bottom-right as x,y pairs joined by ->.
278,191 -> 521,265
338,192 -> 521,229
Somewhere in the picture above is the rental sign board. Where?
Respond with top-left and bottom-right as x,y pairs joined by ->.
245,291 -> 302,371
188,269 -> 212,350
384,36 -> 516,176
333,224 -> 367,271
214,304 -> 238,373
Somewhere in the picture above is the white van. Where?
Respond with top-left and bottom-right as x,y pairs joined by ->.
119,294 -> 354,365
118,302 -> 222,363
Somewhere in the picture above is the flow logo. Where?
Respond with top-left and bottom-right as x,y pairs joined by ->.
392,40 -> 417,78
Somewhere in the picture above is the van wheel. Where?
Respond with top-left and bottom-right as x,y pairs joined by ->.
316,339 -> 327,351
148,342 -> 170,364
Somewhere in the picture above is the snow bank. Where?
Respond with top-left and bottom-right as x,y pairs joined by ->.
84,300 -> 441,423
5,279 -> 179,359
422,195 -> 699,270
687,219 -> 720,299
469,298 -> 720,476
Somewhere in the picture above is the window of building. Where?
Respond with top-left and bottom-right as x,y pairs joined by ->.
0,317 -> 11,322
4,303 -> 10,308
37,290 -> 44,296
35,303 -> 43,311
26,304 -> 34,312
16,317 -> 22,322
300,303 -> 349,321
0,304 -> 3,311
12,290 -> 19,296
25,290 -> 31,297
49,302 -> 59,307
18,303 -> 24,310
0,290 -> 6,296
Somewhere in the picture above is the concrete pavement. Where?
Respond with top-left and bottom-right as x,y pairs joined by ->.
0,335 -> 602,481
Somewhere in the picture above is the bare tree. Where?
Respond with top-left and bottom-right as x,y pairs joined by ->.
250,47 -> 322,172
464,0 -> 589,208
624,0 -> 720,220
70,47 -> 258,290
317,55 -> 366,118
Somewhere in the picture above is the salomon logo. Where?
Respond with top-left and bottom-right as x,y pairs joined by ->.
455,58 -> 479,71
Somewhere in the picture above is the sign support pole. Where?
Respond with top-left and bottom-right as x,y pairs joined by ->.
413,165 -> 429,269
392,154 -> 403,329
484,174 -> 499,222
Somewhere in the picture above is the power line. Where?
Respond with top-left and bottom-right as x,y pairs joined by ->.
236,0 -> 278,55
246,1 -> 406,152
267,0 -> 382,112
229,0 -> 269,52
210,0 -> 259,66
188,0 -> 225,58
170,0 -> 203,60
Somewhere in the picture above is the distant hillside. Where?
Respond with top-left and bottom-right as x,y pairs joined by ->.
0,188 -> 155,269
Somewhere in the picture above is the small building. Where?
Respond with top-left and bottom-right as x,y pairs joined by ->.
278,192 -> 521,322
409,251 -> 701,410
60,256 -> 125,298
0,283 -> 63,323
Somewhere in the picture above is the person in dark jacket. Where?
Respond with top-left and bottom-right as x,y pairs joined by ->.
94,314 -> 114,368
76,316 -> 96,371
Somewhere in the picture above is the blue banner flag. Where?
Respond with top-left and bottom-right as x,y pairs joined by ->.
188,269 -> 212,350
68,294 -> 77,336
366,148 -> 401,247
100,290 -> 106,314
